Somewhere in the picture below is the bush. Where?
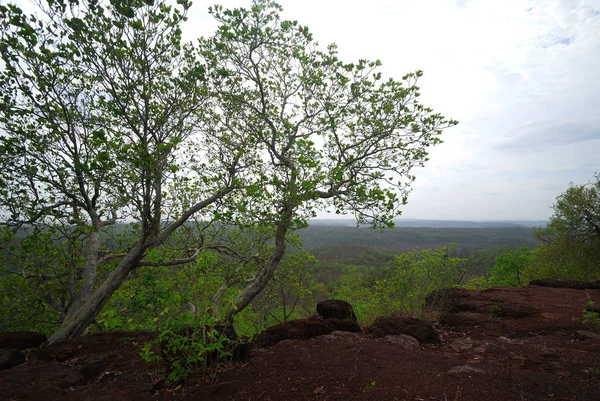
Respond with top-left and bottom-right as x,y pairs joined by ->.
333,245 -> 465,323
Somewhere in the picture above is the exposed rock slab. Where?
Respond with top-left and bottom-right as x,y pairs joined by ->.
0,348 -> 25,370
0,362 -> 84,397
365,315 -> 441,344
529,279 -> 600,290
0,332 -> 46,350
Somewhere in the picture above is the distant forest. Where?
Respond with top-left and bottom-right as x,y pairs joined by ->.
299,224 -> 540,266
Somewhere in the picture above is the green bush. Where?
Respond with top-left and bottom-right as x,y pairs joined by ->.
333,245 -> 465,323
489,247 -> 532,287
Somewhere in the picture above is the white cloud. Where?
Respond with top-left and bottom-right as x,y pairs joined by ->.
185,0 -> 600,220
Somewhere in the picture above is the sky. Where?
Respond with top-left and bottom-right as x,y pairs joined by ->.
10,0 -> 600,221
182,0 -> 600,221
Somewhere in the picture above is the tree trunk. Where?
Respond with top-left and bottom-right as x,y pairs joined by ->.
65,228 -> 101,321
227,203 -> 292,321
46,244 -> 145,345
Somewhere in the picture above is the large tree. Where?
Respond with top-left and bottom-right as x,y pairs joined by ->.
0,0 -> 247,344
0,0 -> 456,344
532,173 -> 600,280
200,2 -> 457,318
539,173 -> 600,244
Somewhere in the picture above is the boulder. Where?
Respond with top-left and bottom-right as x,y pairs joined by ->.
326,318 -> 361,333
0,332 -> 47,350
365,314 -> 441,344
0,348 -> 25,370
255,316 -> 337,348
316,300 -> 357,321
528,279 -> 600,290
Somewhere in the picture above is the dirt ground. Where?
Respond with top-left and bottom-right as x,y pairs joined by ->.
1,285 -> 599,401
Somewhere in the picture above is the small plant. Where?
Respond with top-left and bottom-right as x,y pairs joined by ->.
581,298 -> 600,330
491,305 -> 502,319
364,380 -> 376,392
140,323 -> 234,382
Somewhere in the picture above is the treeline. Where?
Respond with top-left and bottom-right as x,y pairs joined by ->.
301,225 -> 539,265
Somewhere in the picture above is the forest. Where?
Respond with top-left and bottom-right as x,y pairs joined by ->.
0,0 -> 599,387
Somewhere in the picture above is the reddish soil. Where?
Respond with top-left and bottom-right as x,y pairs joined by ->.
1,285 -> 599,401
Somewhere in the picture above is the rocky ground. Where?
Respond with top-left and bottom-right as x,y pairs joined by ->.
1,281 -> 599,401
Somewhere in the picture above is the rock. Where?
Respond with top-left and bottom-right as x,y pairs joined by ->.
528,279 -> 600,290
329,330 -> 361,338
0,348 -> 25,370
0,362 -> 84,396
450,337 -> 474,352
79,360 -> 107,380
36,342 -> 81,362
473,344 -> 488,353
440,313 -> 478,327
426,288 -> 485,314
424,288 -> 458,312
375,334 -> 419,348
536,346 -> 558,359
576,330 -> 600,341
255,316 -> 337,348
498,336 -> 525,345
448,365 -> 485,374
326,318 -> 361,333
491,304 -> 538,319
316,300 -> 357,321
364,314 -> 441,344
0,332 -> 47,350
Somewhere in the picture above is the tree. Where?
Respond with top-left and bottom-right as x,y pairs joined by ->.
0,0 -> 245,344
200,1 -> 457,320
489,247 -> 532,287
531,173 -> 600,280
538,173 -> 600,245
0,0 -> 456,344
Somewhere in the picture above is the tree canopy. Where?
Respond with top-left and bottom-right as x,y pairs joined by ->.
531,173 -> 600,280
0,0 -> 456,344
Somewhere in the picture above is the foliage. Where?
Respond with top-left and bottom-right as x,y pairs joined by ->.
581,298 -> 600,330
333,245 -> 465,323
529,174 -> 600,281
460,275 -> 492,291
489,247 -> 532,287
0,0 -> 456,343
539,173 -> 600,245
0,225 -> 81,332
250,251 -> 317,324
0,0 -> 245,343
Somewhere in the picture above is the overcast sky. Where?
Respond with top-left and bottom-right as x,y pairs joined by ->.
12,0 -> 599,221
183,0 -> 600,221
